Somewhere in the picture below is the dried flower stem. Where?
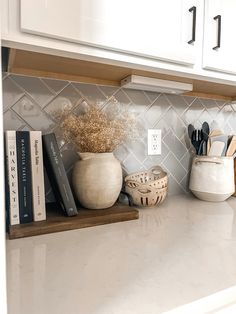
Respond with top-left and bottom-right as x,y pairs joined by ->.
59,104 -> 139,153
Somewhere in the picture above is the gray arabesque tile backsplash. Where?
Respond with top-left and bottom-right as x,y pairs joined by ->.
2,73 -> 236,200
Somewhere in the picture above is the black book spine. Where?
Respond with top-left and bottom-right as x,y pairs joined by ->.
42,133 -> 78,217
16,131 -> 33,223
4,138 -> 10,231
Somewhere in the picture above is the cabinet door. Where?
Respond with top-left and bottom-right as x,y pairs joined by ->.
203,0 -> 236,75
20,0 -> 200,66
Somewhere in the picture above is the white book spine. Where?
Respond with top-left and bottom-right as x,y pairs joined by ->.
30,131 -> 46,221
5,131 -> 20,225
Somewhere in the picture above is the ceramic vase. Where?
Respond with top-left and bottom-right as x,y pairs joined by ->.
72,152 -> 122,209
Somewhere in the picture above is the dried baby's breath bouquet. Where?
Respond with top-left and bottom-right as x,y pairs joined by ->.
58,102 -> 139,153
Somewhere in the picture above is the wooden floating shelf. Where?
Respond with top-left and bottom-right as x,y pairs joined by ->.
5,48 -> 236,101
8,203 -> 139,240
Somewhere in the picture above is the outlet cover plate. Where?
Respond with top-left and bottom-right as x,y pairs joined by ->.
148,129 -> 161,155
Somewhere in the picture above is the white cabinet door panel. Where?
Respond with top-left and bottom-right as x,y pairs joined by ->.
203,0 -> 236,75
20,0 -> 200,66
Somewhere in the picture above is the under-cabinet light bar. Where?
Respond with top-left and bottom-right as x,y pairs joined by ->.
120,75 -> 193,94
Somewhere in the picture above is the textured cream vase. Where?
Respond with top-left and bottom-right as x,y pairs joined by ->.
72,152 -> 123,209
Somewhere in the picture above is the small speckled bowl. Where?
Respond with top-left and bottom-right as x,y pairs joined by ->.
125,166 -> 168,207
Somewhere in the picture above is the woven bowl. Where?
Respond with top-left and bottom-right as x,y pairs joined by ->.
125,166 -> 168,207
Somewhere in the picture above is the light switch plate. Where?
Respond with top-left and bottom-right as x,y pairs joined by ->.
148,129 -> 161,155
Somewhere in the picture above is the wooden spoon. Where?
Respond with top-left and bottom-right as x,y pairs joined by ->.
226,135 -> 236,156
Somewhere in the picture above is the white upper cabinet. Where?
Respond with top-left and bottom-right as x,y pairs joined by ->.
20,0 -> 200,66
203,0 -> 236,75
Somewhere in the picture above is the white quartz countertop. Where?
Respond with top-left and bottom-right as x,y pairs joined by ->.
6,195 -> 236,314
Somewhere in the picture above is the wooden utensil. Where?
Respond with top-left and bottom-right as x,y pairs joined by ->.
207,129 -> 224,154
226,135 -> 236,156
209,129 -> 224,137
208,141 -> 225,156
234,158 -> 236,197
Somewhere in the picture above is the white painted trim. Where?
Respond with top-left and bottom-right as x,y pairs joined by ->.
0,2 -> 8,313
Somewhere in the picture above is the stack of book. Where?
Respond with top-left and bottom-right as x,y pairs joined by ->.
5,131 -> 78,227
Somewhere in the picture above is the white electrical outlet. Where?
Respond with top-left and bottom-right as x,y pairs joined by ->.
148,129 -> 161,155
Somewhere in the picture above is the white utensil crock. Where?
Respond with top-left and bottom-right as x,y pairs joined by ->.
189,156 -> 235,202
